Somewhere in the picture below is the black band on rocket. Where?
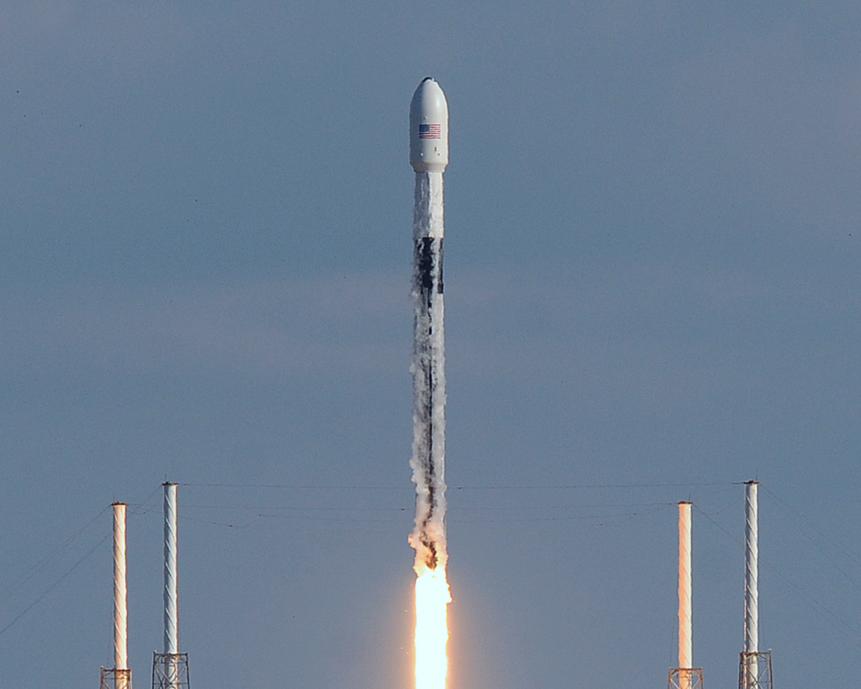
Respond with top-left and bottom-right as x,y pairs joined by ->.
415,238 -> 444,294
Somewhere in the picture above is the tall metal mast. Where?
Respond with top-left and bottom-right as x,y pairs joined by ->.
153,483 -> 190,689
100,503 -> 132,689
738,481 -> 773,689
668,501 -> 703,689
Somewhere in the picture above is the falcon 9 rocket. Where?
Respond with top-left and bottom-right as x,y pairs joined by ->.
409,76 -> 449,574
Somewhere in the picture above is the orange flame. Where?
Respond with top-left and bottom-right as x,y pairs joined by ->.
415,567 -> 451,689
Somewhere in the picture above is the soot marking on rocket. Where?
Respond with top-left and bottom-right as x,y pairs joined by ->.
423,536 -> 438,569
414,236 -> 443,570
416,238 -> 444,294
437,240 -> 444,293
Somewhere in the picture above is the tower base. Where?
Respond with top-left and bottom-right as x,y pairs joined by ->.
152,652 -> 190,689
738,650 -> 773,689
668,667 -> 704,689
100,667 -> 132,689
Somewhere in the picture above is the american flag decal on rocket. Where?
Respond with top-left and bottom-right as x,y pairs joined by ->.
419,123 -> 441,139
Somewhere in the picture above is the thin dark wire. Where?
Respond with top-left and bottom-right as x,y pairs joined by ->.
761,485 -> 861,568
127,483 -> 164,515
181,482 -> 406,490
182,503 -> 410,512
0,534 -> 109,639
453,482 -> 739,490
182,513 -> 259,529
457,501 -> 677,510
4,504 -> 109,595
180,501 -> 674,513
693,504 -> 861,639
177,504 -> 669,529
180,481 -> 738,490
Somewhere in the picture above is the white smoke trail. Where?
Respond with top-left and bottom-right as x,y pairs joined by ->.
409,170 -> 448,575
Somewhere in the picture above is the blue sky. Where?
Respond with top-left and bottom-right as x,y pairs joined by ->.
2,1 -> 861,688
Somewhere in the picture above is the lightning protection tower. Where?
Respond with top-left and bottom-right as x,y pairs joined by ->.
668,501 -> 703,689
152,483 -> 190,689
100,502 -> 132,689
738,481 -> 773,689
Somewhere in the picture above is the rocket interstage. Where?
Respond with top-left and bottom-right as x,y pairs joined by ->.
408,77 -> 451,689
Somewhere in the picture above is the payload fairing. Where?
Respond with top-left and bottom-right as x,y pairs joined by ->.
410,78 -> 449,173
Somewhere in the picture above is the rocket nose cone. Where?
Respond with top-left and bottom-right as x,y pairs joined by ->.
411,78 -> 448,119
410,78 -> 449,172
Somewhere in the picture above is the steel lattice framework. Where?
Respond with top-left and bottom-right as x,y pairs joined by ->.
669,667 -> 704,689
739,650 -> 773,689
152,652 -> 190,689
100,667 -> 132,689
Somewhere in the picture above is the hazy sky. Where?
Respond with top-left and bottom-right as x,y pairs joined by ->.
3,2 -> 861,688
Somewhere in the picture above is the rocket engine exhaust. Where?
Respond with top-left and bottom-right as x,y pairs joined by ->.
409,76 -> 451,689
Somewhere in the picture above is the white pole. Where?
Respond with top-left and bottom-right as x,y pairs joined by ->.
744,481 -> 758,653
164,482 -> 180,689
112,502 -> 129,689
744,481 -> 759,687
164,482 -> 179,655
678,501 -> 692,682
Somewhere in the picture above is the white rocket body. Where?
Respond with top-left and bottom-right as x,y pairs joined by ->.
409,77 -> 450,573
